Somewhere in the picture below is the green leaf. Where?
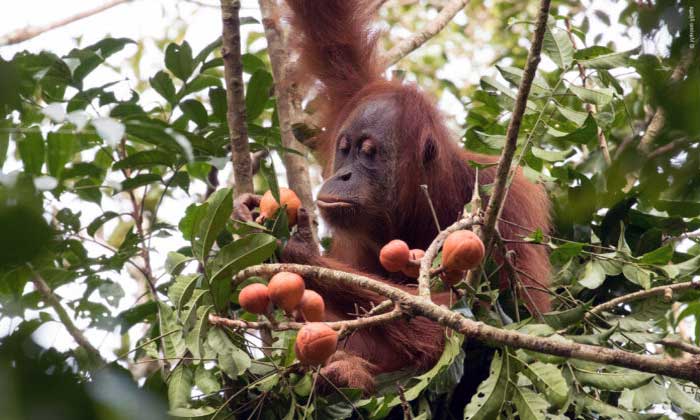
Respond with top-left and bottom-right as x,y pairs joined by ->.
555,104 -> 589,126
87,211 -> 120,236
158,302 -> 186,359
193,37 -> 222,66
575,393 -> 662,420
179,99 -> 208,128
185,305 -> 212,360
512,386 -> 549,420
167,364 -> 193,409
194,364 -> 220,395
169,407 -> 216,418
168,274 -> 199,312
553,113 -> 597,144
150,70 -> 176,105
530,146 -> 572,162
518,361 -> 569,408
570,360 -> 654,391
165,42 -> 194,81
668,381 -> 700,416
117,301 -> 157,332
241,53 -> 266,73
17,131 -> 45,175
543,303 -> 589,330
568,84 -> 614,107
579,260 -> 606,289
195,187 -> 233,261
181,73 -> 221,97
46,131 -> 75,178
209,87 -> 227,121
120,173 -> 161,191
496,65 -> 550,95
480,76 -> 537,112
463,351 -> 509,419
576,47 -> 639,69
216,346 -> 251,378
639,244 -> 674,265
209,233 -> 277,310
622,264 -> 651,289
113,150 -> 175,170
165,252 -> 193,276
245,69 -> 274,121
543,24 -> 574,69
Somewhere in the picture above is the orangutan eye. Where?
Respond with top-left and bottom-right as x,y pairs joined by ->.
360,138 -> 376,157
338,136 -> 351,154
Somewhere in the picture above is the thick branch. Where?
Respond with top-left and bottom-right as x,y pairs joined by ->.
385,0 -> 469,66
234,263 -> 700,384
478,0 -> 551,279
31,274 -> 103,363
638,49 -> 696,154
0,0 -> 131,46
587,280 -> 700,318
221,0 -> 254,196
259,0 -> 317,241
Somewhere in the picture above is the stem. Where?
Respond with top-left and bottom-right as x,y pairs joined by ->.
587,280 -> 700,318
30,272 -> 103,364
385,0 -> 469,66
477,0 -> 552,291
221,0 -> 254,196
0,0 -> 131,46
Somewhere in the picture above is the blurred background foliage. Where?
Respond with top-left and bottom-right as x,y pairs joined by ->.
0,0 -> 699,418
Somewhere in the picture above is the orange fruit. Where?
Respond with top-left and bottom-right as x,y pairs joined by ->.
238,283 -> 271,314
442,230 -> 485,272
259,188 -> 302,225
401,249 -> 425,278
379,239 -> 410,272
295,323 -> 338,365
298,290 -> 325,322
268,272 -> 305,312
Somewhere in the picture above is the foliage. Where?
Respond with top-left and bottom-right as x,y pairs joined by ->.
0,1 -> 699,419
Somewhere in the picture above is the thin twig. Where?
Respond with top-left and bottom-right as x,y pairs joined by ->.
475,0 -> 552,293
417,215 -> 479,300
658,338 -> 700,355
587,280 -> 700,318
30,272 -> 103,364
385,0 -> 469,66
233,263 -> 700,384
221,0 -> 254,196
0,0 -> 132,46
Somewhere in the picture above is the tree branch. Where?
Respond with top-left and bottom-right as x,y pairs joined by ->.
208,306 -> 404,333
30,273 -> 103,364
587,280 -> 700,318
468,0 -> 552,289
233,263 -> 700,384
259,0 -> 318,241
658,338 -> 700,355
417,215 -> 478,299
638,49 -> 696,154
221,0 -> 254,196
385,0 -> 469,67
0,0 -> 132,46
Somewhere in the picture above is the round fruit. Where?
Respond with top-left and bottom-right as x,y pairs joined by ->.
298,290 -> 325,322
238,283 -> 271,314
259,188 -> 302,225
401,249 -> 425,278
441,269 -> 465,287
268,272 -> 305,312
442,230 -> 485,272
295,323 -> 338,365
379,239 -> 410,272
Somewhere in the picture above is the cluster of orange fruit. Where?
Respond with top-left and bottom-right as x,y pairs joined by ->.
238,272 -> 337,366
379,230 -> 485,286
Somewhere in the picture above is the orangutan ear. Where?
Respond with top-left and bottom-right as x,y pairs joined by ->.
422,136 -> 437,164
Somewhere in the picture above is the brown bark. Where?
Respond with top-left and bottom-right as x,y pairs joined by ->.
259,0 -> 317,240
221,0 -> 254,196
